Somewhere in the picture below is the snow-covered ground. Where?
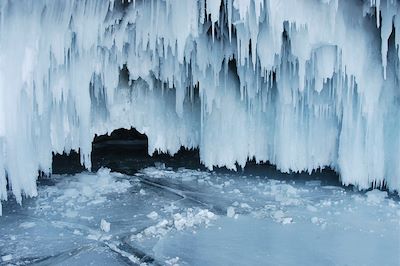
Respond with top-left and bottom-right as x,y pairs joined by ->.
0,165 -> 399,265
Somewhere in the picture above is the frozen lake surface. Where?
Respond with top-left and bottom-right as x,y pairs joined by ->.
1,165 -> 399,265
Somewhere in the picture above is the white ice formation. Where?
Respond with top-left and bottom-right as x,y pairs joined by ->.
0,0 -> 399,209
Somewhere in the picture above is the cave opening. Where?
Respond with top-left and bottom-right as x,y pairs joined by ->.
51,128 -> 203,176
51,128 -> 344,188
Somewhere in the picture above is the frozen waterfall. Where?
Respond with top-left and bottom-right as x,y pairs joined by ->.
0,0 -> 399,210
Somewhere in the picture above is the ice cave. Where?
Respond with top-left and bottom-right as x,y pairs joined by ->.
0,0 -> 399,265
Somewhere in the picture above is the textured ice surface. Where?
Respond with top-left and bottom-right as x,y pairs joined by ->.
0,0 -> 399,206
0,166 -> 399,265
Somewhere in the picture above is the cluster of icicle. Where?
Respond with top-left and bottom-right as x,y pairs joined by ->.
0,0 -> 399,212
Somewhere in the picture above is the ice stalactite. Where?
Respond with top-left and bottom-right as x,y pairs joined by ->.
0,0 -> 399,210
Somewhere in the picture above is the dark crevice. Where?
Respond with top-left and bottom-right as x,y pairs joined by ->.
52,127 -> 340,184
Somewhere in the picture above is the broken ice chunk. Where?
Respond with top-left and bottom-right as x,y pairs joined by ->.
100,219 -> 111,233
227,206 -> 235,218
147,211 -> 159,220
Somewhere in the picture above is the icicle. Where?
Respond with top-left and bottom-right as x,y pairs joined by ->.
0,0 -> 399,214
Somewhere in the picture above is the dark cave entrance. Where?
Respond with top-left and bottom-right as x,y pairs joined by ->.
51,128 -> 395,194
52,128 -> 202,176
52,128 -> 343,188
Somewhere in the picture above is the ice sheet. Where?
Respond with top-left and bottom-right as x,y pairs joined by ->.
0,166 -> 399,265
